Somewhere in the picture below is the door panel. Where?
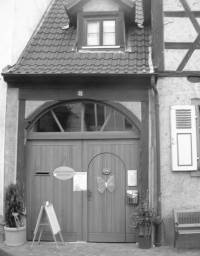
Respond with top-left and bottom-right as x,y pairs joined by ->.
85,140 -> 139,242
26,141 -> 82,241
26,139 -> 139,243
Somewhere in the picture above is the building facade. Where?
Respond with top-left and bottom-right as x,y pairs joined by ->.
1,0 -> 200,246
153,0 -> 200,245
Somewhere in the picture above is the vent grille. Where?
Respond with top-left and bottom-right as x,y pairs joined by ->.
176,109 -> 192,129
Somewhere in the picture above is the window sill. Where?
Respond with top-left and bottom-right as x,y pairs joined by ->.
80,45 -> 122,51
82,45 -> 120,49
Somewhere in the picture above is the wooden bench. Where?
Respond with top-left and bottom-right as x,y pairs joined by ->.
174,209 -> 200,248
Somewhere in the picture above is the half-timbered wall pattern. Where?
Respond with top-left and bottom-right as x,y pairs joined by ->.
163,0 -> 200,71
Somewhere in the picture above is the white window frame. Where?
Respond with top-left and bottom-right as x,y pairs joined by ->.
86,19 -> 116,47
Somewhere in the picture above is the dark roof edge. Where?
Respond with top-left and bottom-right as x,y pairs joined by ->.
2,72 -> 155,83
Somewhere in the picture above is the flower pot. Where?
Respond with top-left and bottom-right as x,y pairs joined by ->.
4,226 -> 26,246
138,236 -> 152,249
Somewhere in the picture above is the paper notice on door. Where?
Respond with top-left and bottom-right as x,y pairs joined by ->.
128,170 -> 137,186
73,172 -> 87,191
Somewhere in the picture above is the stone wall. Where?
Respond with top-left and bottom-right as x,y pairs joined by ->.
157,77 -> 200,244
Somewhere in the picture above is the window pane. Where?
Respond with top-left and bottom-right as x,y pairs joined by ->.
103,20 -> 115,45
103,20 -> 115,33
35,112 -> 60,132
87,34 -> 99,46
33,104 -> 82,132
84,103 -> 105,131
103,107 -> 132,131
87,22 -> 100,46
32,102 -> 135,133
59,104 -> 81,132
88,22 -> 99,33
85,103 -> 95,131
103,33 -> 115,45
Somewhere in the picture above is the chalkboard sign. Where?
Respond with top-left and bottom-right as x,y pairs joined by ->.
44,203 -> 60,235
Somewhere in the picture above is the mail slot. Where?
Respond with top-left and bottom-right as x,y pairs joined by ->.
126,190 -> 138,205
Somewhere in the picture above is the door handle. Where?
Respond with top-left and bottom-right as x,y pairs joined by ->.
87,190 -> 92,200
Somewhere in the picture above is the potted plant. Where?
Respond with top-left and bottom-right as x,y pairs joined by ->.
135,204 -> 154,249
4,182 -> 26,246
131,194 -> 162,249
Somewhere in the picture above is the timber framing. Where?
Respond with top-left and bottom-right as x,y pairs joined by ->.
164,11 -> 200,18
163,0 -> 200,72
151,0 -> 164,71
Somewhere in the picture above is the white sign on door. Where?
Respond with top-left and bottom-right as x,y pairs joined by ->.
127,170 -> 137,186
73,172 -> 87,191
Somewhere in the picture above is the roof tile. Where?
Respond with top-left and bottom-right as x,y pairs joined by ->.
6,0 -> 152,75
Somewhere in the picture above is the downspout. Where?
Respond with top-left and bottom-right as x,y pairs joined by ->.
151,74 -> 162,246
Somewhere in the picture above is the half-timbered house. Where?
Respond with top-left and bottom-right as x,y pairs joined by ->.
2,0 -> 158,244
153,0 -> 200,245
2,0 -> 200,246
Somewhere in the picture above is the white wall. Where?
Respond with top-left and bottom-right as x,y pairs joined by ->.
158,77 -> 200,244
0,0 -> 51,214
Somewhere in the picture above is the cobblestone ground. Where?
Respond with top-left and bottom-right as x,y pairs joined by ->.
0,242 -> 200,256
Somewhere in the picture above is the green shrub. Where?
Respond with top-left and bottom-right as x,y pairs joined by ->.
5,183 -> 25,227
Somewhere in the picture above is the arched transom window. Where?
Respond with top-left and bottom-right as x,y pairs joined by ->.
31,101 -> 137,133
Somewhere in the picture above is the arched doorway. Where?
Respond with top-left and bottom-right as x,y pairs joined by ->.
25,100 -> 141,242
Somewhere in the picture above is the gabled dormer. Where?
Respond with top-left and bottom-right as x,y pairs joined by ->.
65,0 -> 144,50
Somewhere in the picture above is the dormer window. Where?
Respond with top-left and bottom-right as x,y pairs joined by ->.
77,12 -> 125,50
87,20 -> 116,46
87,21 -> 100,46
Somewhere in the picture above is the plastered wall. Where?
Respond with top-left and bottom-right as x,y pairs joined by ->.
163,0 -> 200,71
157,77 -> 200,244
83,0 -> 119,12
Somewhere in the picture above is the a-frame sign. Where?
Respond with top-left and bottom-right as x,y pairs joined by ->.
31,201 -> 64,248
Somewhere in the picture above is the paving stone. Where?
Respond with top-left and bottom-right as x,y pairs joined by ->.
1,242 -> 200,256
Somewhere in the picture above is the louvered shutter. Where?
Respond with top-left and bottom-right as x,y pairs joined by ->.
171,105 -> 197,171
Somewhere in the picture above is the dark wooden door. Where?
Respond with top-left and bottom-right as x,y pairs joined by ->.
26,140 -> 83,241
85,140 -> 139,242
26,138 -> 139,242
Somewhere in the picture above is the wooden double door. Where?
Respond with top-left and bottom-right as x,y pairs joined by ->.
26,138 -> 139,242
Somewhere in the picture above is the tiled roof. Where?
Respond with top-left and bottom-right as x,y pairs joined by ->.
5,0 -> 152,75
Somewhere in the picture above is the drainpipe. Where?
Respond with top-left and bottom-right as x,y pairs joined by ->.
151,74 -> 162,246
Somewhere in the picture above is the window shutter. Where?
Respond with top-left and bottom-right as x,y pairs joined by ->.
171,105 -> 197,171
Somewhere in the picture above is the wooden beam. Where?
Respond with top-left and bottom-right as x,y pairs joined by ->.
165,42 -> 200,49
164,11 -> 200,18
16,100 -> 26,185
179,0 -> 200,33
177,34 -> 200,71
50,110 -> 64,132
151,0 -> 164,71
19,87 -> 149,102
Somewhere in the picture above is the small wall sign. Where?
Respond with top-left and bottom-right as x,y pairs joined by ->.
127,170 -> 137,186
53,166 -> 76,180
73,172 -> 87,191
